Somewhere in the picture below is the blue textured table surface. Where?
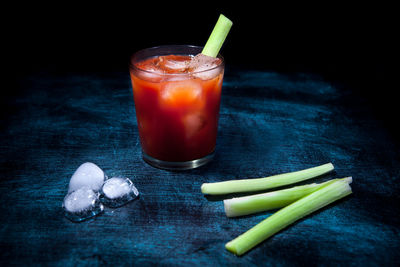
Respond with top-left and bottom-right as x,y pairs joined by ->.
1,66 -> 399,266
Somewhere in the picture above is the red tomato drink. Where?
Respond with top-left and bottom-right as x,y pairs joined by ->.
129,45 -> 224,169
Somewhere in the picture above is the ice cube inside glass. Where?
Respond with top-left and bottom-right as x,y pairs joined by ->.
129,45 -> 225,170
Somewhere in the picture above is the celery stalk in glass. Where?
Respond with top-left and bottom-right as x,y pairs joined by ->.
224,177 -> 352,217
202,14 -> 233,57
201,163 -> 334,195
225,179 -> 353,256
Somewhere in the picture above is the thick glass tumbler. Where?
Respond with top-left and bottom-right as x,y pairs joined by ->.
129,45 -> 225,170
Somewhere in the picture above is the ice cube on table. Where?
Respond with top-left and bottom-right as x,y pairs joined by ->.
188,54 -> 222,80
62,187 -> 104,222
100,177 -> 139,208
68,162 -> 106,193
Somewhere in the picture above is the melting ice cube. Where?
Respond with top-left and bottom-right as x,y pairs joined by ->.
183,112 -> 206,138
161,80 -> 203,107
100,177 -> 139,208
189,54 -> 222,80
157,55 -> 190,72
62,187 -> 104,222
68,162 -> 106,193
136,64 -> 164,82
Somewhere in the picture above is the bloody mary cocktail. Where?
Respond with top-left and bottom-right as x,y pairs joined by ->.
129,45 -> 224,170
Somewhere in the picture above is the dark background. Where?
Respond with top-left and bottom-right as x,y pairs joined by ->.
6,3 -> 396,139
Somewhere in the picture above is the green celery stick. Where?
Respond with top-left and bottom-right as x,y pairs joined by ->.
224,177 -> 352,217
201,163 -> 334,195
202,14 -> 233,57
225,179 -> 353,256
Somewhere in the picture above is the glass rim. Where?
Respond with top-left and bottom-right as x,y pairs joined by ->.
129,45 -> 224,76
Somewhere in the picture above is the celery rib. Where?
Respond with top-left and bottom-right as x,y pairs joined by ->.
201,163 -> 334,195
225,179 -> 352,256
224,177 -> 352,217
202,14 -> 233,57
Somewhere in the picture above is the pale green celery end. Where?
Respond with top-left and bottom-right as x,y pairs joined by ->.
225,241 -> 238,254
257,163 -> 334,189
225,180 -> 352,256
201,163 -> 334,195
202,14 -> 233,57
200,183 -> 207,194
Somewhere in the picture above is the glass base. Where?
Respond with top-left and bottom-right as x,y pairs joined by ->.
142,151 -> 215,170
